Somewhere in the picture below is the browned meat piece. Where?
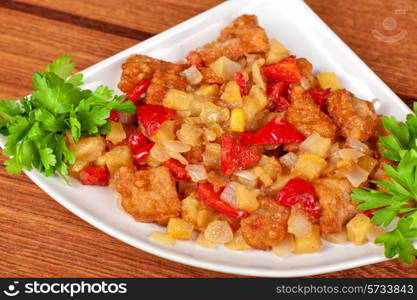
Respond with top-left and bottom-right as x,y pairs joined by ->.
241,196 -> 290,250
197,15 -> 269,64
327,90 -> 378,141
118,54 -> 187,105
286,85 -> 337,139
372,157 -> 396,192
313,178 -> 357,234
296,58 -> 318,89
115,166 -> 181,225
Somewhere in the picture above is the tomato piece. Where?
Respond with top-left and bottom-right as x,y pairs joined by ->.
80,165 -> 110,186
276,178 -> 320,219
132,142 -> 155,163
307,88 -> 331,111
163,158 -> 190,180
126,79 -> 151,103
234,72 -> 249,96
197,183 -> 249,219
221,134 -> 260,177
128,130 -> 150,153
186,50 -> 204,68
261,56 -> 301,83
239,118 -> 305,146
137,104 -> 177,137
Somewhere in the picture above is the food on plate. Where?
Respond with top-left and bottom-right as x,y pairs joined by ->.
0,15 -> 416,263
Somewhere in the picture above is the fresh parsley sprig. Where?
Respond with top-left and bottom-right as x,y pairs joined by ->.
351,105 -> 417,264
0,56 -> 135,180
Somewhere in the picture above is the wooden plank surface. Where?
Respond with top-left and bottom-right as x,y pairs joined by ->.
0,0 -> 416,278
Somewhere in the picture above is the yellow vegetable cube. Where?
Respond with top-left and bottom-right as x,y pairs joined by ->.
225,229 -> 251,251
293,225 -> 322,254
221,81 -> 243,107
148,232 -> 176,246
163,89 -> 193,111
167,218 -> 194,240
70,136 -> 106,172
293,154 -> 327,180
106,121 -> 126,145
346,213 -> 372,245
152,120 -> 176,142
196,208 -> 213,230
200,102 -> 230,123
266,38 -> 290,64
181,195 -> 201,225
196,84 -> 219,97
229,108 -> 246,132
236,184 -> 260,212
209,56 -> 241,80
317,72 -> 341,91
243,86 -> 268,125
196,232 -> 217,248
299,133 -> 332,158
99,145 -> 133,175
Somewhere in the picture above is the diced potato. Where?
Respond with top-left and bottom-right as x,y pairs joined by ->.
152,120 -> 177,143
209,56 -> 241,80
243,86 -> 268,126
229,108 -> 246,132
272,234 -> 295,256
204,220 -> 234,244
202,143 -> 221,168
323,230 -> 348,244
200,101 -> 230,123
106,121 -> 126,145
70,136 -> 106,172
196,232 -> 217,248
358,155 -> 378,173
266,38 -> 290,64
163,89 -> 193,111
148,232 -> 176,246
253,166 -> 273,187
236,184 -> 260,212
299,133 -> 331,158
317,72 -> 341,91
293,154 -> 327,180
346,213 -> 372,245
251,59 -> 266,90
167,218 -> 194,240
221,81 -> 243,107
181,195 -> 200,225
99,145 -> 133,175
225,229 -> 251,251
293,225 -> 322,254
196,84 -> 219,97
176,123 -> 202,147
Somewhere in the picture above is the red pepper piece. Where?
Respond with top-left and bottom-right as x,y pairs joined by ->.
261,56 -> 301,83
126,79 -> 151,103
239,118 -> 305,146
106,110 -> 119,122
197,183 -> 249,219
276,178 -> 320,219
307,88 -> 331,111
163,158 -> 190,180
128,130 -> 151,153
364,208 -> 380,218
267,82 -> 290,112
234,72 -> 249,96
186,50 -> 203,68
132,142 -> 155,163
80,165 -> 110,186
221,134 -> 260,177
137,104 -> 177,137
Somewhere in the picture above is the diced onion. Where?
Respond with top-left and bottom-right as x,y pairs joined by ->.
252,59 -> 266,90
163,140 -> 191,153
287,208 -> 312,238
279,152 -> 298,169
323,230 -> 348,244
185,164 -> 207,182
346,165 -> 369,187
346,138 -> 369,153
220,182 -> 239,207
272,234 -> 295,257
168,152 -> 188,165
365,225 -> 385,244
223,58 -> 242,80
181,65 -> 203,85
118,112 -> 136,124
235,170 -> 258,181
150,143 -> 169,162
338,148 -> 364,160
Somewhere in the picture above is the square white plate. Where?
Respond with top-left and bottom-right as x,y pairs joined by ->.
3,0 -> 412,277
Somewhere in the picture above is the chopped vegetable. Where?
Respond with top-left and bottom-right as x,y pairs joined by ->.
167,218 -> 194,240
137,104 -> 177,137
125,79 -> 151,103
229,108 -> 246,132
234,72 -> 249,96
261,56 -> 301,83
163,158 -> 190,180
79,165 -> 110,186
132,142 -> 155,163
307,88 -> 331,110
316,72 -> 341,91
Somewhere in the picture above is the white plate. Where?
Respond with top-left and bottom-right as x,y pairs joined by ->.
3,0 -> 412,277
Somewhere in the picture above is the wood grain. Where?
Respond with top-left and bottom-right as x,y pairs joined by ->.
0,0 -> 416,278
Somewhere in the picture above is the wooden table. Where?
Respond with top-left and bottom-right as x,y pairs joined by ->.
0,0 -> 416,277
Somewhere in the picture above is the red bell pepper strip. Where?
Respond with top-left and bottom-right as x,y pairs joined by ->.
221,134 -> 260,177
80,165 -> 110,186
126,79 -> 151,103
137,104 -> 177,137
307,88 -> 331,111
276,178 -> 320,219
132,142 -> 155,163
234,72 -> 249,96
197,183 -> 249,219
128,130 -> 151,153
239,118 -> 305,146
106,110 -> 119,122
261,56 -> 301,83
186,50 -> 204,68
266,82 -> 290,112
163,158 -> 190,180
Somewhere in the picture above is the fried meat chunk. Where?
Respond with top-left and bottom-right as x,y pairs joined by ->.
240,196 -> 290,250
286,85 -> 337,139
313,178 -> 357,234
327,90 -> 378,141
115,166 -> 181,225
197,15 -> 269,64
